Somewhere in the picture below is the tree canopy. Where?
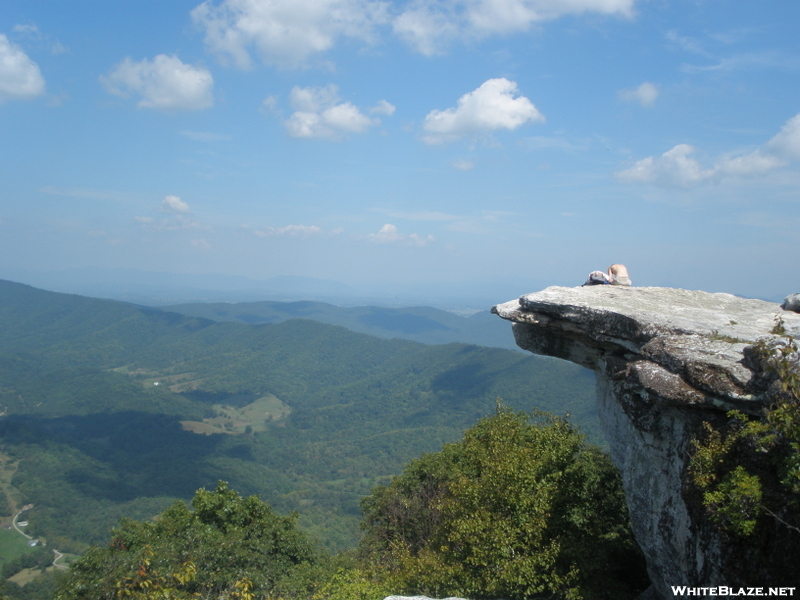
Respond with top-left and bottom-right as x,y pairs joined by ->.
53,482 -> 317,600
358,404 -> 649,600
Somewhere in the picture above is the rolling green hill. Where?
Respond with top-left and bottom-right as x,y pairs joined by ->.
0,279 -> 597,557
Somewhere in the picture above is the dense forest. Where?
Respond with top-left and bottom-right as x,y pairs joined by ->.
0,280 -> 618,599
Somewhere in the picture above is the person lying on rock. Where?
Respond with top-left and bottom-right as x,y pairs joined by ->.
583,264 -> 632,286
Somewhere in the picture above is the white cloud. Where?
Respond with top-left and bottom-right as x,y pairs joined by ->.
161,195 -> 191,214
767,113 -> 800,160
284,84 -> 383,139
191,238 -> 212,249
261,95 -> 278,112
191,0 -> 635,66
618,82 -> 658,107
395,0 -> 635,55
367,223 -> 434,246
254,224 -> 322,237
715,151 -> 784,177
615,144 -> 713,188
468,0 -> 634,32
615,113 -> 799,189
370,99 -> 396,115
368,223 -> 403,243
421,78 -> 544,144
0,34 -> 45,102
191,0 -> 388,69
101,54 -> 213,111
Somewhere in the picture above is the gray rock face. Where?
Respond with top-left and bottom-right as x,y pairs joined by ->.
784,293 -> 800,312
492,286 -> 800,598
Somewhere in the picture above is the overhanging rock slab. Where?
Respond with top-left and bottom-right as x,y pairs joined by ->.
492,286 -> 800,598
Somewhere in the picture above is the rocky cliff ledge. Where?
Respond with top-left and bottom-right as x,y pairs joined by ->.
492,286 -> 800,598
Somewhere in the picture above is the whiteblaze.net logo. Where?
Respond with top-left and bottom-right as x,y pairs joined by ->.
671,587 -> 796,597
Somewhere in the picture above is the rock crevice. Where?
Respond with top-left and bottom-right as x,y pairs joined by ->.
492,286 -> 800,597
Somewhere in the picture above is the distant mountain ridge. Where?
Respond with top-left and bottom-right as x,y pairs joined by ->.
1,267 -> 535,309
161,300 -> 518,350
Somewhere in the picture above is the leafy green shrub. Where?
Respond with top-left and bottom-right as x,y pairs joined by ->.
690,336 -> 800,536
53,482 -> 317,600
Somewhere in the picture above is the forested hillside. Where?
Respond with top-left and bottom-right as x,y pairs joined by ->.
0,279 -> 597,572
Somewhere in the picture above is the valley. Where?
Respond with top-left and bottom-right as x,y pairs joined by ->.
0,279 -> 598,595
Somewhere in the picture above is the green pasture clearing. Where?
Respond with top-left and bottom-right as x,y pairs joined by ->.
0,528 -> 36,568
8,565 -> 54,586
180,394 -> 291,435
9,567 -> 41,586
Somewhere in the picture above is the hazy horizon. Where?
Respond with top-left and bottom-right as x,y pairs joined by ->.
0,265 -> 789,312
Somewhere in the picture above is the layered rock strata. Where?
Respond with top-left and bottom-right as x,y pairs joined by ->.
492,286 -> 800,598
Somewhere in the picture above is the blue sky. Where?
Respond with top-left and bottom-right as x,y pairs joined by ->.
0,0 -> 798,304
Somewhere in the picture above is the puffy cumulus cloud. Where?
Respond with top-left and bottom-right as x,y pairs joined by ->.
0,34 -> 45,102
368,223 -> 402,243
618,81 -> 658,107
615,144 -> 714,188
191,0 -> 388,69
394,0 -> 635,55
367,224 -> 434,246
421,78 -> 543,144
161,195 -> 191,214
617,112 -> 800,188
101,54 -> 213,111
284,84 -> 385,139
254,224 -> 323,237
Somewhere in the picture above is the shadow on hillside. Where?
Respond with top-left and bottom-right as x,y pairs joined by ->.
0,411 -> 225,501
